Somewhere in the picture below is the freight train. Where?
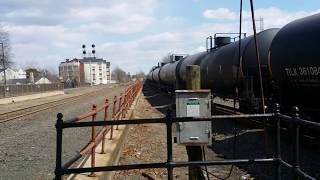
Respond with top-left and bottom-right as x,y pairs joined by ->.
147,13 -> 320,119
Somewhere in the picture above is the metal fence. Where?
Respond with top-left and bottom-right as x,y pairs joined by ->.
54,81 -> 143,178
0,83 -> 64,98
54,102 -> 320,180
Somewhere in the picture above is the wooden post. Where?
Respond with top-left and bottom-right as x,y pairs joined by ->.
185,65 -> 204,180
186,65 -> 201,90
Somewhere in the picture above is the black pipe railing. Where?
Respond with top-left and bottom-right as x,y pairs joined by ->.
54,103 -> 319,180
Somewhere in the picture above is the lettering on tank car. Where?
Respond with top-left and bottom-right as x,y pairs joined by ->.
285,67 -> 320,77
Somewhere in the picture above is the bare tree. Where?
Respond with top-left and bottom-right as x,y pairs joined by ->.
160,53 -> 188,64
112,67 -> 130,83
161,53 -> 173,64
42,68 -> 59,83
26,68 -> 41,79
135,71 -> 145,80
0,26 -> 13,68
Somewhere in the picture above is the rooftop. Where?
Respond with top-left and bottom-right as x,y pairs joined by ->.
80,57 -> 110,65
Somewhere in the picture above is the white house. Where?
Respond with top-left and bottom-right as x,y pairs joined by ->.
0,68 -> 27,83
35,77 -> 52,84
16,69 -> 27,79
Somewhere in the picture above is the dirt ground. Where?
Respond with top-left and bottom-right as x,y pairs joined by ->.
113,89 -> 189,180
113,84 -> 320,180
113,86 -> 253,180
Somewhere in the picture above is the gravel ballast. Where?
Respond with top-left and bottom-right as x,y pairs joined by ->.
0,85 -> 129,180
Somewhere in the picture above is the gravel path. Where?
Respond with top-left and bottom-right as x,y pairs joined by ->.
0,85 -> 128,180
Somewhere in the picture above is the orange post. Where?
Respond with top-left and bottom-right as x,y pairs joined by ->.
101,99 -> 109,154
130,87 -> 133,106
110,95 -> 117,140
125,90 -> 129,113
89,104 -> 97,177
116,93 -> 122,130
122,93 -> 126,120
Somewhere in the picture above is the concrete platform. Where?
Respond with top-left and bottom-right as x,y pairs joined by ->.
0,91 -> 64,105
67,125 -> 129,180
67,89 -> 142,180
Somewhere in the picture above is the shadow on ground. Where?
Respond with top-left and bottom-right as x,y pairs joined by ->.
142,83 -> 174,115
142,82 -> 320,179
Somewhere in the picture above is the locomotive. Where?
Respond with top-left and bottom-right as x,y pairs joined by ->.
147,13 -> 320,119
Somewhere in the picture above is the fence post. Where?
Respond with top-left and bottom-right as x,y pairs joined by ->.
125,90 -> 129,113
123,93 -> 127,116
55,113 -> 63,180
101,99 -> 109,154
130,86 -> 134,107
166,109 -> 173,180
110,96 -> 117,140
291,106 -> 300,180
89,104 -> 97,177
130,87 -> 134,105
274,103 -> 281,180
121,94 -> 125,120
116,93 -> 123,130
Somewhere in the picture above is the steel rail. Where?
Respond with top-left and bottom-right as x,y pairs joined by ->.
0,85 -> 121,123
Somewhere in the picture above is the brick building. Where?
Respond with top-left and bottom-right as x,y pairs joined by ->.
58,58 -> 84,83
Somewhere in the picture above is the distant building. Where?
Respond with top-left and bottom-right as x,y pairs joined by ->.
0,68 -> 27,84
59,57 -> 111,85
35,76 -> 51,84
7,78 -> 28,85
79,57 -> 111,85
58,58 -> 84,83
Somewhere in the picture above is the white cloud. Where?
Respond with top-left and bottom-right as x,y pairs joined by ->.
1,0 -> 319,75
243,7 -> 320,29
4,24 -> 85,44
203,8 -> 237,20
203,7 -> 320,30
77,14 -> 153,34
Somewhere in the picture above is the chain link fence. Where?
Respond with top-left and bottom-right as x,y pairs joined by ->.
0,83 -> 64,98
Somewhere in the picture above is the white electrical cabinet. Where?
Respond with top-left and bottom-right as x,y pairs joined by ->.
175,89 -> 211,145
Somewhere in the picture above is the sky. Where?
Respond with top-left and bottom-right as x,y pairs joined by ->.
0,0 -> 320,74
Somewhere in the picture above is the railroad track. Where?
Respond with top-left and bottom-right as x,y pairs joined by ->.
0,85 -> 120,123
214,103 -> 242,115
213,103 -> 319,145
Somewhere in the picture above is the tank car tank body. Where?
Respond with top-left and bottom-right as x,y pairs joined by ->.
269,13 -> 320,115
147,13 -> 320,116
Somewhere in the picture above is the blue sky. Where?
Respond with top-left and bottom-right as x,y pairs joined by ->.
0,0 -> 319,74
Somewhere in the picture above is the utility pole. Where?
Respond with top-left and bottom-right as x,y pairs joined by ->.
1,42 -> 6,97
